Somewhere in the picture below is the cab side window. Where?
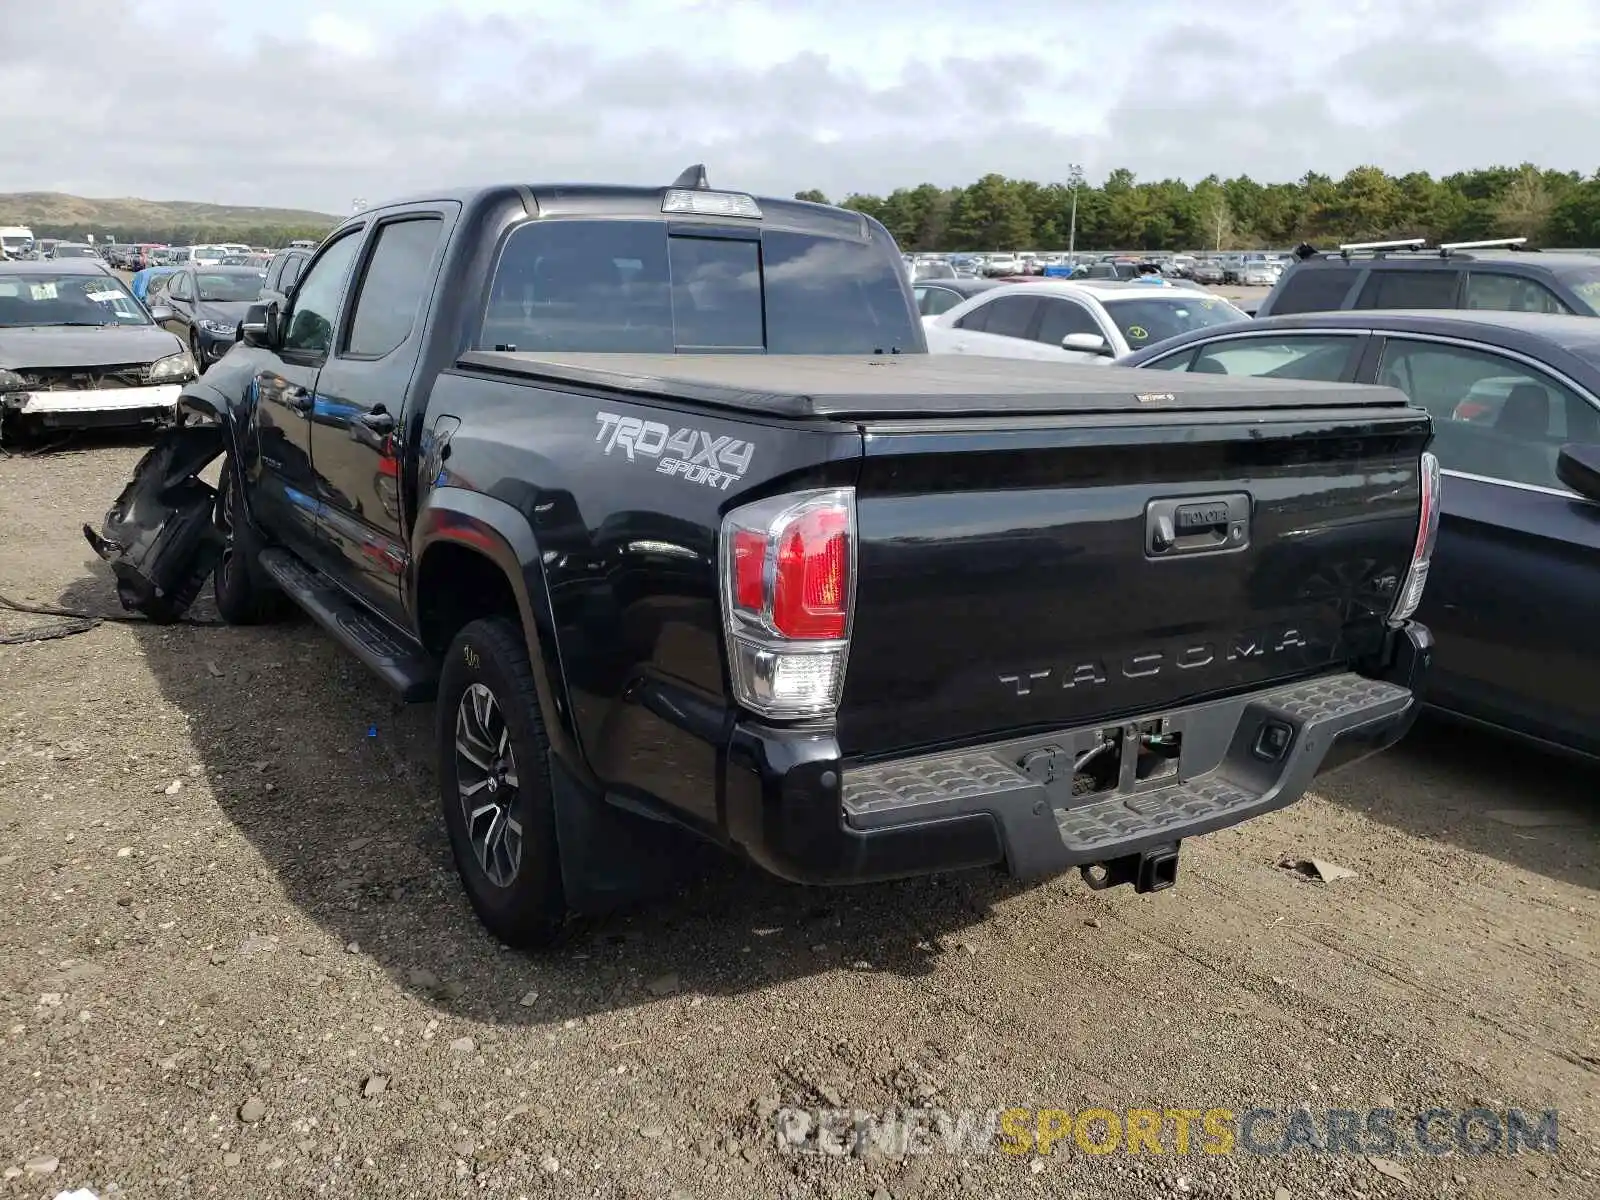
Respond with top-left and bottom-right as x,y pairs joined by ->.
344,218 -> 443,358
282,233 -> 363,356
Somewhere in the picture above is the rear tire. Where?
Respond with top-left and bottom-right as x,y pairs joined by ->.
436,617 -> 566,948
212,458 -> 286,624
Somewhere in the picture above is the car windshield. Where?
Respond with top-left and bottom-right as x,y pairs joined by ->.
1569,269 -> 1600,315
195,271 -> 265,302
0,273 -> 149,326
54,245 -> 98,258
1102,293 -> 1248,349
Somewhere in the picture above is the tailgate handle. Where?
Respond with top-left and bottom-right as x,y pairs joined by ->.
1146,493 -> 1250,558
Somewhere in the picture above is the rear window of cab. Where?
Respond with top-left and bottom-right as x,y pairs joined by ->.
477,220 -> 921,356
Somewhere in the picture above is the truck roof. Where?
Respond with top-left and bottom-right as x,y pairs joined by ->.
355,182 -> 872,242
457,351 -> 1416,420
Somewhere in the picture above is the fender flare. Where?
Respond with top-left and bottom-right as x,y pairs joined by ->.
176,378 -> 241,436
176,378 -> 262,524
411,487 -> 587,778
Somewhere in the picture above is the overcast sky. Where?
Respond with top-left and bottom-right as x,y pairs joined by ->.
3,0 -> 1598,213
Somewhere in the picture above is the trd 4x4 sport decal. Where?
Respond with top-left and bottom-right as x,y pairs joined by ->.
593,411 -> 755,491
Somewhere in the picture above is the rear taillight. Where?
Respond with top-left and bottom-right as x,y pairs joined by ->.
720,487 -> 855,718
1389,451 -> 1440,624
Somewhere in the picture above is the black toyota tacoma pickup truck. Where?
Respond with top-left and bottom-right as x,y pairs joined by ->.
88,169 -> 1436,946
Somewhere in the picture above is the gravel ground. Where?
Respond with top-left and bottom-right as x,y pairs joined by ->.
1,439 -> 1597,1200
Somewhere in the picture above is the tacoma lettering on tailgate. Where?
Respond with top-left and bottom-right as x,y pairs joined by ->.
998,626 -> 1311,697
594,411 -> 755,491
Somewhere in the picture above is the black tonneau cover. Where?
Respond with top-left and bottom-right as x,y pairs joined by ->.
456,351 -> 1413,420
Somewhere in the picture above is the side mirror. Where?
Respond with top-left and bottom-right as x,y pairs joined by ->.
146,305 -> 175,324
1063,332 -> 1112,356
1557,443 -> 1600,504
239,302 -> 278,349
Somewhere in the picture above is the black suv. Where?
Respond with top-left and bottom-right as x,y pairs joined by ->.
1255,238 -> 1600,319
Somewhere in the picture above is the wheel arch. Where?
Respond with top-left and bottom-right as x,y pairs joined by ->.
412,487 -> 585,774
176,375 -> 265,527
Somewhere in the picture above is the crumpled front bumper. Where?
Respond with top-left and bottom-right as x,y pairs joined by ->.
82,422 -> 226,623
3,383 -> 181,429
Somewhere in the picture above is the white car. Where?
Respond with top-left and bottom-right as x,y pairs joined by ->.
184,244 -> 230,266
923,280 -> 1252,363
1240,260 -> 1282,287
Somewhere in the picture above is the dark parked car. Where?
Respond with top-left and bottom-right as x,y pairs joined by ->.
151,264 -> 268,367
1124,308 -> 1600,760
912,276 -> 1001,315
260,246 -> 312,305
87,170 -> 1432,948
1257,239 -> 1600,319
1083,261 -> 1139,281
50,243 -> 102,260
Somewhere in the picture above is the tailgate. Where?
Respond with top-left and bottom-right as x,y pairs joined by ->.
837,407 -> 1430,758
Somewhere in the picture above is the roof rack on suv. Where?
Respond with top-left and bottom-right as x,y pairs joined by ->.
1436,237 -> 1528,256
1337,238 -> 1426,258
1327,235 -> 1535,262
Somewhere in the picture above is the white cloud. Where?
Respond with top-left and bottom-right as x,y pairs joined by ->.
306,14 -> 380,58
6,0 -> 1600,213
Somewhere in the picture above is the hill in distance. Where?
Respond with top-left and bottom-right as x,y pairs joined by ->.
0,192 -> 341,235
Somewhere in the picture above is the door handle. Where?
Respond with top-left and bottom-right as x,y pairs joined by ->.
356,407 -> 396,435
1145,493 -> 1251,558
284,386 -> 313,415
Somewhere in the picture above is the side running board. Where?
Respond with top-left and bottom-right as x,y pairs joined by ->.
257,548 -> 438,701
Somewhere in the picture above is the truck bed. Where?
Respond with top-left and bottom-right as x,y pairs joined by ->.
454,351 -> 1413,420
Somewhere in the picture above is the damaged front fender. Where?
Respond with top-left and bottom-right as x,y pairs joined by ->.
83,419 -> 227,623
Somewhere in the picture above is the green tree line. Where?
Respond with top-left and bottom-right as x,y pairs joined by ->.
22,222 -> 334,248
797,163 -> 1600,252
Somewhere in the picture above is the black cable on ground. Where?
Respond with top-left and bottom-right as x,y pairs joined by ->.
0,589 -> 224,645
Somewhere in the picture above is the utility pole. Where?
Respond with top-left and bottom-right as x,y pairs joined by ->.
1066,164 -> 1084,261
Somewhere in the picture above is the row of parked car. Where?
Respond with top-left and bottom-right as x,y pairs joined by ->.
910,250 -> 1289,286
107,243 -> 284,271
127,246 -> 312,366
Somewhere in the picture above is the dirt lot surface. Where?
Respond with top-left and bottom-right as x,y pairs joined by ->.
2,440 -> 1597,1200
